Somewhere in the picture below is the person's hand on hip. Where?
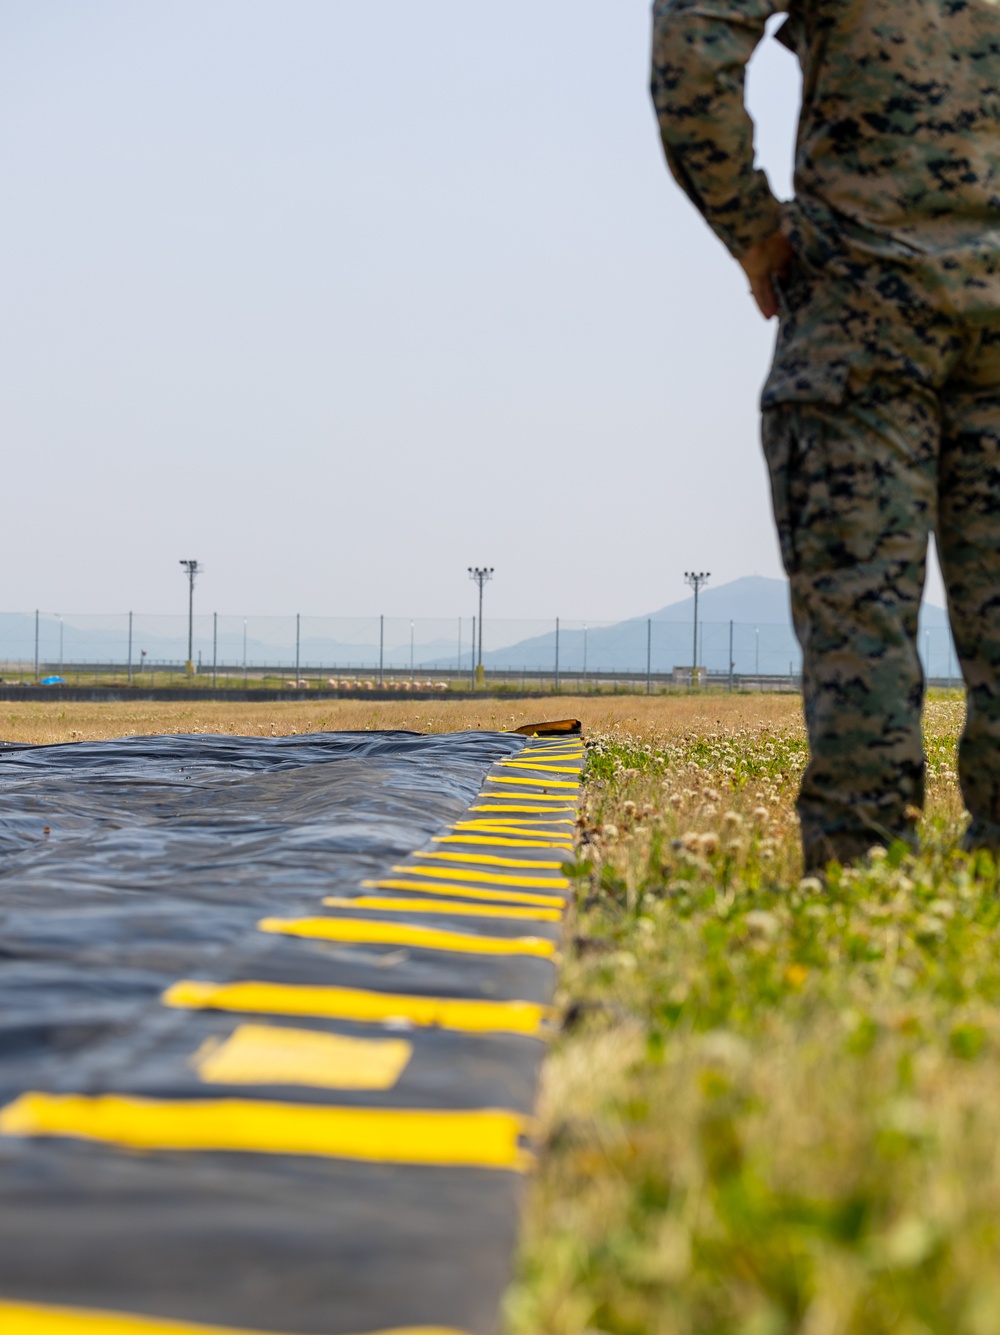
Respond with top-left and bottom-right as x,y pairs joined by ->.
740,232 -> 795,319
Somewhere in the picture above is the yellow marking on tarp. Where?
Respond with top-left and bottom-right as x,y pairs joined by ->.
514,745 -> 584,754
453,811 -> 574,822
478,791 -> 574,801
0,1299 -> 471,1335
499,762 -> 579,774
416,850 -> 564,869
448,826 -> 573,840
258,916 -> 557,959
515,753 -> 584,763
163,980 -> 553,1036
361,878 -> 564,907
389,864 -> 569,889
191,1024 -> 412,1091
0,1094 -> 532,1170
323,896 -> 562,922
489,776 -> 579,789
471,804 -> 576,815
433,834 -> 572,850
454,818 -> 574,830
515,747 -> 584,758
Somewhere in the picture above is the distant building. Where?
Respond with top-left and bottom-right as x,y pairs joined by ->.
672,666 -> 706,684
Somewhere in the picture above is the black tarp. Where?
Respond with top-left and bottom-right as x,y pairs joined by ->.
0,729 -> 582,1335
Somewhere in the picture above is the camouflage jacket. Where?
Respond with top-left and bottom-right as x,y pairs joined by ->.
651,0 -> 1000,317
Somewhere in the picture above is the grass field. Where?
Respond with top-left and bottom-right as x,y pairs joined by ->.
2,694 -> 986,1333
505,693 -> 995,1335
0,695 -> 795,746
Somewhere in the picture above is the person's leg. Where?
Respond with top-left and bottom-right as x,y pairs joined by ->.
762,388 -> 939,870
938,330 -> 1000,849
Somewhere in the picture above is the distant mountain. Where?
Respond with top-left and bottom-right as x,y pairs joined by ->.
648,574 -> 950,628
477,576 -> 954,677
647,575 -> 793,625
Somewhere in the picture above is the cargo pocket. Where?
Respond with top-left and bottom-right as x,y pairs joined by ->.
762,400 -> 911,576
762,253 -> 856,409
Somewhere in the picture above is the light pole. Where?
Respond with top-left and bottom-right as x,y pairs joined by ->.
684,571 -> 710,688
755,626 -> 760,677
410,620 -> 414,679
179,560 -> 201,676
468,567 -> 494,688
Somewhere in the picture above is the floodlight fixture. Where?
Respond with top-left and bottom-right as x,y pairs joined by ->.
468,567 -> 494,680
179,560 -> 202,675
684,570 -> 711,688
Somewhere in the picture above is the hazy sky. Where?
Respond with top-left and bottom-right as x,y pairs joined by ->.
0,2 -> 947,620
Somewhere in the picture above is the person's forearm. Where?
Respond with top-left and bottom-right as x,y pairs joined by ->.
651,0 -> 785,258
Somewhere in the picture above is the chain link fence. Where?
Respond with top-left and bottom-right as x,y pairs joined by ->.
0,611 -> 963,690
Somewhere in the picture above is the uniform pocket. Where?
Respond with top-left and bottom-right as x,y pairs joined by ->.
762,256 -> 858,409
762,402 -> 878,575
762,397 -> 936,577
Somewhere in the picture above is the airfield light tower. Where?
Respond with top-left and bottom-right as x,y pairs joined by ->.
684,571 -> 710,688
179,560 -> 202,676
468,567 -> 494,689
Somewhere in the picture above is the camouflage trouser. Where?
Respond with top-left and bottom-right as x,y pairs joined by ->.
763,257 -> 1000,871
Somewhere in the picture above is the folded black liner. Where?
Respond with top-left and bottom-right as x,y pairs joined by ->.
0,728 -> 583,1335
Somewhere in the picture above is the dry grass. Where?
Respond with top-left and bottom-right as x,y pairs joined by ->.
0,693 -> 803,746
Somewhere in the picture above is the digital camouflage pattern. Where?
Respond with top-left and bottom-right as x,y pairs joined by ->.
651,0 -> 1000,865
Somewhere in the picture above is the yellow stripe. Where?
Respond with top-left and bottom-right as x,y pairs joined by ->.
258,916 -> 557,959
519,750 -> 583,757
432,834 -> 572,850
0,1094 -> 532,1170
361,878 -> 564,907
506,751 -> 582,759
415,851 -> 564,869
471,804 -> 575,814
454,818 -> 574,830
499,762 -> 579,774
192,1025 -> 412,1091
489,776 -> 579,789
0,1300 -> 468,1335
456,814 -> 574,823
478,791 -> 574,801
162,979 -> 553,1036
323,896 -> 561,922
517,753 -> 583,763
389,864 -> 569,889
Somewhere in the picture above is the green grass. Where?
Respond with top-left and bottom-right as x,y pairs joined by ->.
506,696 -> 1000,1335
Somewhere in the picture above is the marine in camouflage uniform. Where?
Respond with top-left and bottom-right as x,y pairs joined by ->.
652,0 -> 1000,869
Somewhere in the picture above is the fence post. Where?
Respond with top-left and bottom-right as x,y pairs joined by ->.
728,619 -> 733,693
127,612 -> 133,684
554,618 -> 560,692
646,618 -> 652,695
379,615 -> 384,687
34,609 -> 39,683
213,612 -> 217,688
